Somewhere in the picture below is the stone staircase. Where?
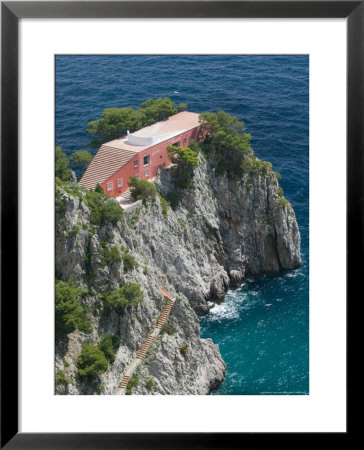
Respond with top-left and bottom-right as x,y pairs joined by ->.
156,300 -> 174,329
119,374 -> 130,389
115,287 -> 176,395
136,334 -> 155,360
159,286 -> 175,301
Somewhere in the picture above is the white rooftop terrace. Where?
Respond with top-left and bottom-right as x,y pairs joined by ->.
105,111 -> 200,152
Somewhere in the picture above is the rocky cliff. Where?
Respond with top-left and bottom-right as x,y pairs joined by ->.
55,155 -> 301,395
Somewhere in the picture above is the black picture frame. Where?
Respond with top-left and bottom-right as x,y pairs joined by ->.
1,1 -> 356,448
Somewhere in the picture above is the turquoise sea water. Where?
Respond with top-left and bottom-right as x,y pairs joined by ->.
56,55 -> 309,395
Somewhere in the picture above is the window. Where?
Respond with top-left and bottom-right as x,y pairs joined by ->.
135,173 -> 140,179
183,138 -> 187,145
143,155 -> 150,166
107,182 -> 113,191
144,170 -> 149,178
134,160 -> 139,168
117,179 -> 123,188
172,141 -> 180,147
189,136 -> 192,144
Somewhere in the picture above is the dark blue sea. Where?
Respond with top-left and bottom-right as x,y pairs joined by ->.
56,55 -> 309,395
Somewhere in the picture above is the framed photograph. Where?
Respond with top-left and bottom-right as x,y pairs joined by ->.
1,1 -> 356,447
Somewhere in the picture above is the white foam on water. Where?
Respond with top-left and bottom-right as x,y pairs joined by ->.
205,287 -> 252,322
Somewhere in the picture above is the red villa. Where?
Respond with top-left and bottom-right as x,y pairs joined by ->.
79,111 -> 202,198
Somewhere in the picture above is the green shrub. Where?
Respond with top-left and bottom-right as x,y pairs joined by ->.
77,343 -> 108,379
128,177 -> 157,203
101,246 -> 122,267
176,169 -> 194,189
100,199 -> 123,225
177,103 -> 187,112
126,373 -> 139,395
126,207 -> 141,229
96,384 -> 105,395
166,191 -> 179,209
161,322 -> 176,336
180,342 -> 188,355
95,183 -> 104,194
55,280 -> 91,339
55,146 -> 72,182
278,196 -> 290,208
70,150 -> 93,172
142,265 -> 148,275
167,145 -> 198,189
98,334 -> 116,363
86,190 -> 106,225
55,369 -> 72,387
122,253 -> 137,272
159,195 -> 168,215
111,335 -> 120,350
86,190 -> 122,226
55,188 -> 67,216
67,224 -> 79,238
105,283 -> 143,311
167,145 -> 198,168
62,356 -> 70,368
240,155 -> 274,178
145,378 -> 154,391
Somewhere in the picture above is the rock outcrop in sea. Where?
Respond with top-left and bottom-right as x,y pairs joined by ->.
55,155 -> 301,395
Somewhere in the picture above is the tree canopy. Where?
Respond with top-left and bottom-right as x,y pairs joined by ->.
167,145 -> 198,168
167,145 -> 199,189
70,150 -> 93,169
55,146 -> 72,182
87,98 -> 187,147
105,283 -> 143,312
95,183 -> 104,194
98,334 -> 116,363
128,177 -> 157,202
198,111 -> 253,177
77,343 -> 108,378
55,280 -> 91,339
86,190 -> 123,226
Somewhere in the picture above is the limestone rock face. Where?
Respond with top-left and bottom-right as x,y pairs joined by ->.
152,158 -> 301,313
55,156 -> 300,395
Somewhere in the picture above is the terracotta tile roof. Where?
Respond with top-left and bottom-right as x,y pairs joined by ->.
79,145 -> 137,190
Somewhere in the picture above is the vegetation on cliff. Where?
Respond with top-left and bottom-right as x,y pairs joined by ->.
128,177 -> 157,203
55,146 -> 72,182
104,283 -> 144,312
55,280 -> 91,339
77,343 -> 108,379
86,98 -> 187,147
198,110 -> 281,182
167,144 -> 199,189
70,150 -> 93,177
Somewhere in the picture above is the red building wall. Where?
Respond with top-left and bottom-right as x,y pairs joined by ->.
101,125 -> 202,197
